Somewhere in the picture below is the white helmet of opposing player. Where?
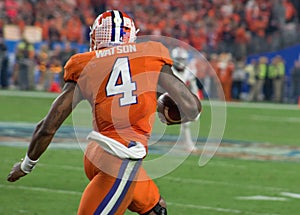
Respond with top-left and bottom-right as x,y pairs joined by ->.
171,47 -> 188,71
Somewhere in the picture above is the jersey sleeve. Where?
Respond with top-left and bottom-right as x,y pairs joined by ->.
159,43 -> 173,66
64,53 -> 92,83
144,41 -> 173,67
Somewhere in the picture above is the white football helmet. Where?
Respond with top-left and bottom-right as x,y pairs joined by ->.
89,10 -> 138,51
171,47 -> 189,71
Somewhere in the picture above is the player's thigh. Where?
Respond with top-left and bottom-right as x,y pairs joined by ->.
128,167 -> 161,214
78,172 -> 113,215
79,159 -> 141,215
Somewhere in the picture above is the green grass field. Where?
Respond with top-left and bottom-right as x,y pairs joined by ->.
1,90 -> 300,215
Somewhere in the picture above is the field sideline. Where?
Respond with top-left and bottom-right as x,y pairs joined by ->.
0,90 -> 300,214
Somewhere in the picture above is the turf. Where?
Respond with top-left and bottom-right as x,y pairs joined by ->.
1,90 -> 299,145
1,90 -> 300,215
1,146 -> 300,215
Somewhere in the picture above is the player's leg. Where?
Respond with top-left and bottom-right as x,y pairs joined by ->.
180,122 -> 195,151
128,167 -> 167,215
78,172 -> 122,215
78,144 -> 141,215
141,197 -> 167,215
78,159 -> 140,215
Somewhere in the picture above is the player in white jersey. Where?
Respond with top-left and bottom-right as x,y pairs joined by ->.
171,47 -> 199,152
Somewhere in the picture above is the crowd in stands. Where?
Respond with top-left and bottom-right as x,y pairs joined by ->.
120,0 -> 299,58
195,53 -> 300,103
1,0 -> 299,56
0,0 -> 300,103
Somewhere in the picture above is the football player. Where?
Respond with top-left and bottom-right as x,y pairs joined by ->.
171,47 -> 199,152
7,10 -> 201,215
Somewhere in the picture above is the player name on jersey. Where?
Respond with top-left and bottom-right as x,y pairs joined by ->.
96,44 -> 137,58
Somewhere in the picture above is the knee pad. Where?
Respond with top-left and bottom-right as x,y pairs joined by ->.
142,202 -> 167,215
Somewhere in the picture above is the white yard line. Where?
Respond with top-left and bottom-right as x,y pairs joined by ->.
18,209 -> 30,214
203,160 -> 246,169
168,202 -> 280,215
236,196 -> 287,201
250,115 -> 300,123
0,147 -> 294,194
174,156 -> 246,169
2,158 -> 295,194
161,176 -> 286,192
280,192 -> 300,199
0,184 -> 82,196
0,184 -> 279,215
1,156 -> 286,193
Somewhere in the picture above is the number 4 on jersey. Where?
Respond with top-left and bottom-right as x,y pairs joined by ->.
106,57 -> 137,106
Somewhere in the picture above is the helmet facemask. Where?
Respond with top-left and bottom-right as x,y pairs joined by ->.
90,10 -> 138,51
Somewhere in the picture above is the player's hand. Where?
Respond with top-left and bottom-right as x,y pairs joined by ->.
7,162 -> 27,182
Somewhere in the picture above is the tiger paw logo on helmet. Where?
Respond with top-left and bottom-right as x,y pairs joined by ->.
89,10 -> 139,51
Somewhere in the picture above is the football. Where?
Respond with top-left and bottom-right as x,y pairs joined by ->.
157,93 -> 183,124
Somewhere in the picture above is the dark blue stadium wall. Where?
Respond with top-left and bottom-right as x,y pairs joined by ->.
246,43 -> 300,102
247,43 -> 300,77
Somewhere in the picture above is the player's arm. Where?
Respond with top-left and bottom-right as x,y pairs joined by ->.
158,64 -> 201,121
7,81 -> 83,182
27,82 -> 83,160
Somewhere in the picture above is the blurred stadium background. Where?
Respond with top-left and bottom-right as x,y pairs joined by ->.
0,0 -> 300,103
1,0 -> 300,214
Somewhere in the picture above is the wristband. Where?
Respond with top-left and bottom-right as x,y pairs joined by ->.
20,154 -> 39,174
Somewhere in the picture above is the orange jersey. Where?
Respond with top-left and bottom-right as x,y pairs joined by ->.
64,41 -> 172,149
